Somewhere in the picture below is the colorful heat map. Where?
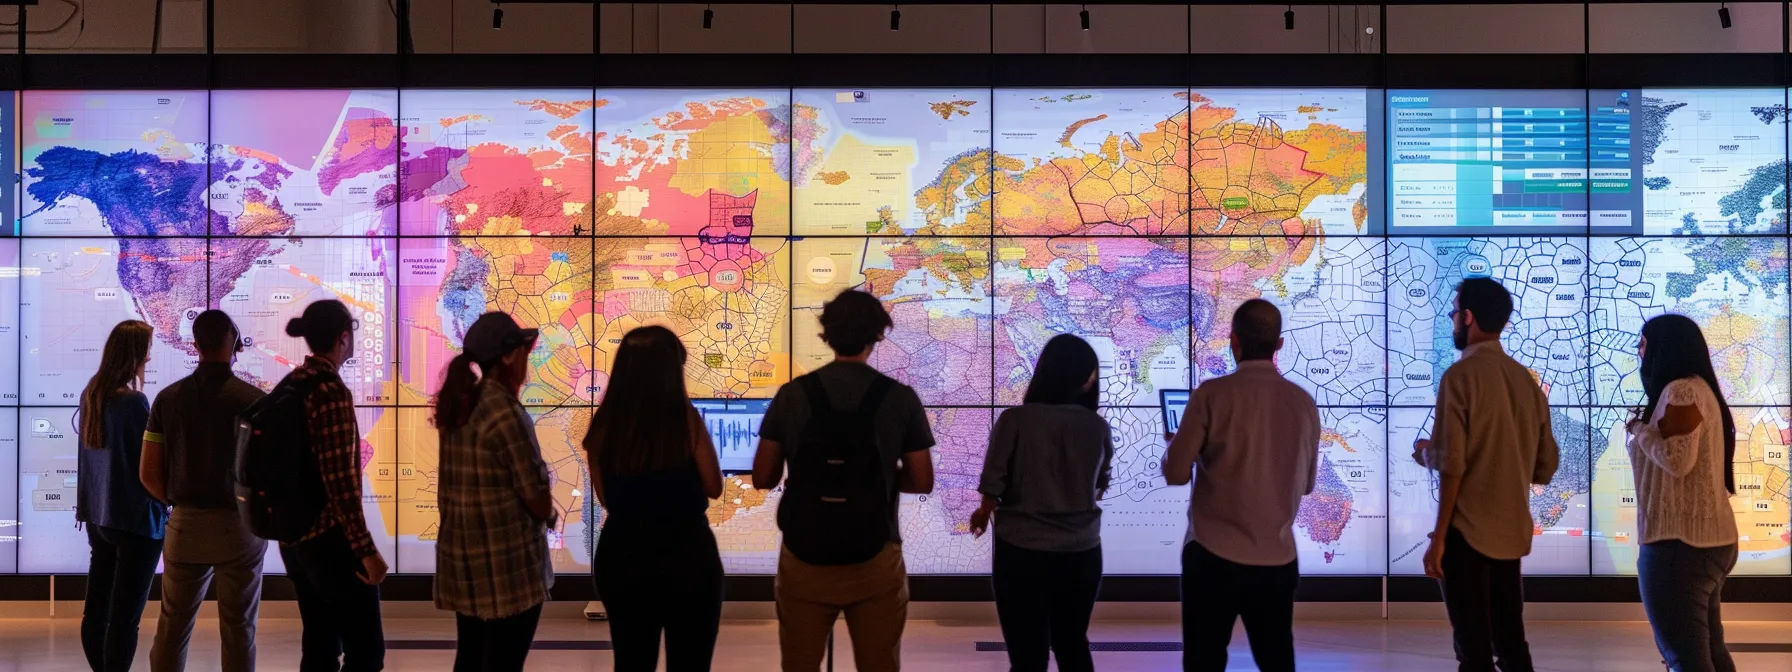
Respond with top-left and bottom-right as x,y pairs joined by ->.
0,88 -> 1788,578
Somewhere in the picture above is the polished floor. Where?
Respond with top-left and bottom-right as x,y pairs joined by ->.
6,613 -> 1792,670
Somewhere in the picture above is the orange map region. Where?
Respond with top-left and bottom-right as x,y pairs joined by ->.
444,142 -> 593,236
928,100 -> 977,120
518,99 -> 600,119
1186,95 -> 1367,236
817,171 -> 850,185
994,110 -> 1188,236
1058,114 -> 1109,147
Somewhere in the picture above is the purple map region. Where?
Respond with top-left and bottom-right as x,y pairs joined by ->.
25,147 -> 271,354
1296,454 -> 1354,564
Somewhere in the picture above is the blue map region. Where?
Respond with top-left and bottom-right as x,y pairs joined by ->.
25,147 -> 220,237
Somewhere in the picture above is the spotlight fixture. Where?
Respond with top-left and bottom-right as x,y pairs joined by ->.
1718,3 -> 1732,29
1284,5 -> 1294,30
1080,5 -> 1090,31
492,4 -> 503,30
703,4 -> 713,29
890,5 -> 900,31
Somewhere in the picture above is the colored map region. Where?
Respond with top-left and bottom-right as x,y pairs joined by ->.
1638,88 -> 1788,235
595,90 -> 790,236
1388,407 -> 1593,575
399,90 -> 595,236
1191,236 -> 1386,405
1388,237 -> 1590,406
794,237 -> 993,404
792,88 -> 991,235
211,90 -> 399,236
1589,237 -> 1790,408
594,236 -> 790,400
1591,406 -> 1792,575
994,237 -> 1190,407
20,407 -> 392,574
993,89 -> 1190,235
390,406 -> 594,573
215,237 -> 396,403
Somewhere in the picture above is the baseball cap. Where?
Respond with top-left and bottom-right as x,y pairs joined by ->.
463,312 -> 539,362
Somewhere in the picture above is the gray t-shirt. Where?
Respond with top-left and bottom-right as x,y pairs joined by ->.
760,361 -> 936,543
979,403 -> 1114,552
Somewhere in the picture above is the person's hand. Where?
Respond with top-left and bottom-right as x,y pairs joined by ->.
1412,439 -> 1432,467
1164,432 -> 1175,444
969,504 -> 994,538
358,553 -> 389,586
1423,535 -> 1446,580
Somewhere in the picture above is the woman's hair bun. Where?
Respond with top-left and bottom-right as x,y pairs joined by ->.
284,317 -> 307,337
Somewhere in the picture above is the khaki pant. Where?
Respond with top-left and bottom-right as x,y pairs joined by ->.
775,542 -> 909,672
151,507 -> 267,672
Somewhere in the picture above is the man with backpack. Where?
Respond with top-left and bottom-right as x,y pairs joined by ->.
753,289 -> 936,672
141,310 -> 267,672
242,300 -> 388,672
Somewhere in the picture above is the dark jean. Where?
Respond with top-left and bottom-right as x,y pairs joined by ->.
991,538 -> 1102,672
1438,527 -> 1533,672
1180,539 -> 1299,672
280,529 -> 385,672
595,517 -> 724,672
1639,540 -> 1739,672
453,603 -> 544,672
84,524 -> 165,672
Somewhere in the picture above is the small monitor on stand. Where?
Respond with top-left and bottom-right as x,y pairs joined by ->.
692,398 -> 771,474
1160,389 -> 1191,435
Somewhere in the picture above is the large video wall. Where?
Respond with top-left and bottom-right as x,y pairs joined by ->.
0,87 -> 1786,578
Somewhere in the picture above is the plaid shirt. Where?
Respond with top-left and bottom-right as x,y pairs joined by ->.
434,381 -> 555,619
289,356 -> 377,558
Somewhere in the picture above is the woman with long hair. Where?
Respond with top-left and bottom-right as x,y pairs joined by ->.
970,334 -> 1113,672
584,325 -> 724,672
76,320 -> 166,671
433,312 -> 557,672
1627,313 -> 1740,672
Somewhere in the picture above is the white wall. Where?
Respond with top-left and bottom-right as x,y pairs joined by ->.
0,1 -> 1785,55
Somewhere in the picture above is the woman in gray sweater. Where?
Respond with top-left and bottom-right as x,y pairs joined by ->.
971,334 -> 1114,672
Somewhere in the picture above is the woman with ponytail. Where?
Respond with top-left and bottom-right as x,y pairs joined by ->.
432,312 -> 556,672
1626,314 -> 1740,672
584,325 -> 724,672
76,319 -> 164,672
273,299 -> 390,671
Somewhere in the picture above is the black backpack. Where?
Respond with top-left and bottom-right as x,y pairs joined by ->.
777,374 -> 898,566
234,374 -> 329,542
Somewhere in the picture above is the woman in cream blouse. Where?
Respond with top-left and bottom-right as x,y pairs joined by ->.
1627,314 -> 1740,672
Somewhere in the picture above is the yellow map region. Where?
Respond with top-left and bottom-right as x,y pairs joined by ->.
380,406 -> 595,572
593,238 -> 791,399
794,134 -> 916,234
1592,407 -> 1792,575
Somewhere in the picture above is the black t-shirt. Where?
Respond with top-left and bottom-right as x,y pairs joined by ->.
760,361 -> 935,543
146,363 -> 267,509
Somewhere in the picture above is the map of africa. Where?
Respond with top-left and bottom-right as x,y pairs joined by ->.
3,86 -> 1791,579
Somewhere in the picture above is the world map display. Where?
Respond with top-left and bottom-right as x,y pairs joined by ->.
0,87 -> 1787,578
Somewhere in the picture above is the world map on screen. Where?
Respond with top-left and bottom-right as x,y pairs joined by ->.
1,87 -> 1790,579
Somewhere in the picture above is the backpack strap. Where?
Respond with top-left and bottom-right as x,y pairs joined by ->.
859,375 -> 897,416
798,374 -> 832,417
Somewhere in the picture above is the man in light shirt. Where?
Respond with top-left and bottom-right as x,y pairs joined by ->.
1164,299 -> 1320,672
1413,277 -> 1559,672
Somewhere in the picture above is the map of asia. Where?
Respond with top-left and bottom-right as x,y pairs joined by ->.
0,87 -> 1786,577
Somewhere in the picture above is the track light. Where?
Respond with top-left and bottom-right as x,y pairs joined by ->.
1080,5 -> 1090,30
1285,5 -> 1295,30
1718,3 -> 1732,29
890,5 -> 900,31
702,4 -> 713,29
492,4 -> 503,30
